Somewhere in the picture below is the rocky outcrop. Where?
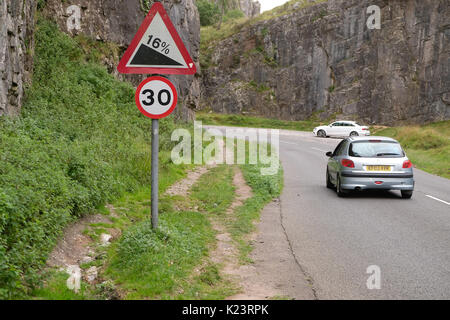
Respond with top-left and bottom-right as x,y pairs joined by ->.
201,0 -> 449,125
239,0 -> 261,18
44,0 -> 201,121
214,0 -> 261,18
0,0 -> 37,116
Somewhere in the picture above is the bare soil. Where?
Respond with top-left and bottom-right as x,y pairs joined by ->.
47,213 -> 115,268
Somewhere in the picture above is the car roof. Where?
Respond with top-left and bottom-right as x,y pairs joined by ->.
348,136 -> 399,143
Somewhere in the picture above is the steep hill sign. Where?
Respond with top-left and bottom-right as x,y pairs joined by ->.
117,2 -> 196,75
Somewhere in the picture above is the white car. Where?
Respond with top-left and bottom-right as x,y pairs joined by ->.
313,121 -> 370,138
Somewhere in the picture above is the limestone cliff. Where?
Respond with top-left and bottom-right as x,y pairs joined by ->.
201,0 -> 450,125
215,0 -> 261,18
237,0 -> 261,18
0,0 -> 37,116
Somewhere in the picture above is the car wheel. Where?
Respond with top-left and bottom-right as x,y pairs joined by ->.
318,130 -> 326,138
326,169 -> 334,189
336,175 -> 347,197
350,131 -> 359,137
401,190 -> 413,199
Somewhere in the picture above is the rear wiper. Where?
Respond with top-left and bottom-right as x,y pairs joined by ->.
377,153 -> 400,157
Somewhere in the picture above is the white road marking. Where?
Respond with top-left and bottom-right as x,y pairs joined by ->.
311,147 -> 328,152
426,195 -> 450,206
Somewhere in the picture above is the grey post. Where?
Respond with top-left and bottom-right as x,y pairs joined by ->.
151,118 -> 159,229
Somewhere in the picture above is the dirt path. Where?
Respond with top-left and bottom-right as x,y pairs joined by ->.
210,167 -> 314,300
47,213 -> 117,269
207,168 -> 279,300
210,169 -> 251,273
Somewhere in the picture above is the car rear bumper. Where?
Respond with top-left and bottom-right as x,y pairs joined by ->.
340,173 -> 414,191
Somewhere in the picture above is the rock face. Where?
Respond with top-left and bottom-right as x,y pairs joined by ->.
217,0 -> 261,18
44,0 -> 201,121
201,0 -> 449,125
239,0 -> 261,18
0,0 -> 37,116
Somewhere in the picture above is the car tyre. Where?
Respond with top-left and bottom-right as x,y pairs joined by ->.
318,130 -> 326,138
336,175 -> 348,197
401,190 -> 413,199
326,169 -> 334,189
350,131 -> 359,137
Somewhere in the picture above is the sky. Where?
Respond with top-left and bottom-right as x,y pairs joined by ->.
258,0 -> 290,12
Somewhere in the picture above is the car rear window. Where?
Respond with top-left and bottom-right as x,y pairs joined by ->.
349,141 -> 404,158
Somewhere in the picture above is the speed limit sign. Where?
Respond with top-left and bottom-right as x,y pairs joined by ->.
135,76 -> 178,119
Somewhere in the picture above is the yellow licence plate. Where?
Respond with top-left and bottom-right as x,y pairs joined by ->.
366,165 -> 391,171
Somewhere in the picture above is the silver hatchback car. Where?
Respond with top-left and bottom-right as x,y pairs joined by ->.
326,137 -> 414,198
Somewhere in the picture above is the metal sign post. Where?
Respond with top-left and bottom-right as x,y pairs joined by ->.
151,118 -> 159,229
134,76 -> 178,229
117,2 -> 196,230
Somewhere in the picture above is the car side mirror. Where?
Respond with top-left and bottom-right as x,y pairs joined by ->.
326,152 -> 333,157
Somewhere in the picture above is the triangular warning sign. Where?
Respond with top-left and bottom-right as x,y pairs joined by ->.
117,2 -> 196,75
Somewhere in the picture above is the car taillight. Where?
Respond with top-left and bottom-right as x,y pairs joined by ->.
362,128 -> 368,130
341,159 -> 355,168
403,160 -> 412,168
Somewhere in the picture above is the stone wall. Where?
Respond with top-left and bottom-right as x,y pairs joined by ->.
202,0 -> 449,125
0,0 -> 37,116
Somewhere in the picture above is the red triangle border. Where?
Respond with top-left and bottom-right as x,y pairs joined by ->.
117,2 -> 197,75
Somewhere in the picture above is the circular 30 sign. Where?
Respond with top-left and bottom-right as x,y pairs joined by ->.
135,76 -> 178,119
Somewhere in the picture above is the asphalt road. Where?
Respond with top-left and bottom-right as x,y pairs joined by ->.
206,125 -> 450,299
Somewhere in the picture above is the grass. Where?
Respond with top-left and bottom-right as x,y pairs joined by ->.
0,16 -> 191,299
196,112 -> 321,132
105,165 -> 237,300
32,271 -> 89,300
374,121 -> 450,179
34,147 -> 284,300
106,212 -> 215,299
232,142 -> 283,263
31,144 -> 284,301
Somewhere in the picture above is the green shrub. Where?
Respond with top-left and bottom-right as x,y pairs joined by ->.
0,18 -> 181,298
197,0 -> 221,26
223,9 -> 245,23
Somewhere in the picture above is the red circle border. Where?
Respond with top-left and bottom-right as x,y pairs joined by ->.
135,76 -> 178,119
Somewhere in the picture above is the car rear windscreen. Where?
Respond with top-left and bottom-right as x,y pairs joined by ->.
349,141 -> 404,158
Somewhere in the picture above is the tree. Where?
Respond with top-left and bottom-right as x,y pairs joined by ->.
216,0 -> 231,30
197,0 -> 221,26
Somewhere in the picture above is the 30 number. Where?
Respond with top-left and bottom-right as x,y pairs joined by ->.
142,89 -> 171,106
